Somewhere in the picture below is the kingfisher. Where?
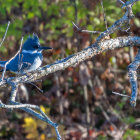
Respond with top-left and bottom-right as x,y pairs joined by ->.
0,34 -> 52,74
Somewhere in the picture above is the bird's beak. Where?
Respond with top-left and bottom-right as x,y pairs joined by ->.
39,46 -> 53,50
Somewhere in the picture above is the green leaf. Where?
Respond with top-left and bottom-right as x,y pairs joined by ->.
27,12 -> 35,19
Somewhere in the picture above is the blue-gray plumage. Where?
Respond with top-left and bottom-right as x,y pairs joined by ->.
0,34 -> 52,74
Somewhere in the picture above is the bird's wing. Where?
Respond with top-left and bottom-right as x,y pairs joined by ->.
5,53 -> 42,74
18,61 -> 32,73
18,52 -> 42,73
0,54 -> 33,73
0,61 -> 7,67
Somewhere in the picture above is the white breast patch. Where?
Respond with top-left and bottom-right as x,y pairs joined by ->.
28,57 -> 42,72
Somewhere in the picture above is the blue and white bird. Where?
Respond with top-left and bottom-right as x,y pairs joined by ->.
0,34 -> 52,74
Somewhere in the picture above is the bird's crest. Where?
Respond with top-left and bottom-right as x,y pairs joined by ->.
22,33 -> 40,50
33,33 -> 39,42
27,33 -> 39,43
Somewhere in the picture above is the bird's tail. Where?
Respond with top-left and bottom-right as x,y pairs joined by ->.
0,61 -> 7,67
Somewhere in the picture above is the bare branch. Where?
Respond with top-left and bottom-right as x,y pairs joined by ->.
100,0 -> 108,30
9,100 -> 61,139
28,82 -> 43,93
112,91 -> 130,98
4,84 -> 61,140
72,22 -> 102,34
10,83 -> 18,102
0,21 -> 10,47
128,48 -> 140,107
0,36 -> 139,88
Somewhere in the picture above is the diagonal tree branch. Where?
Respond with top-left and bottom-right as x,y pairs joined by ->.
0,36 -> 139,87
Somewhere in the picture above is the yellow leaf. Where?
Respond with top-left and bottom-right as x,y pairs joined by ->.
40,105 -> 46,113
40,105 -> 50,115
39,134 -> 46,140
23,117 -> 39,139
22,117 -> 37,130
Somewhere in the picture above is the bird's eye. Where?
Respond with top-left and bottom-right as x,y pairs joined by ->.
33,45 -> 39,49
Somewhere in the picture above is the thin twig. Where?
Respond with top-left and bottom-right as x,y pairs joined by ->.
72,22 -> 102,34
100,0 -> 108,30
0,21 -> 10,47
18,37 -> 24,71
112,91 -> 130,98
1,37 -> 24,81
28,82 -> 43,93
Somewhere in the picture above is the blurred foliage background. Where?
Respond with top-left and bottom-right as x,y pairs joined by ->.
0,0 -> 140,139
